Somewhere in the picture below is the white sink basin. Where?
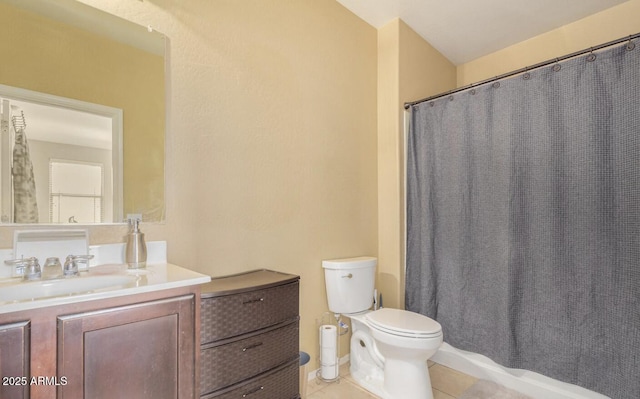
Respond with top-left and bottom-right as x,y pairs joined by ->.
0,274 -> 137,303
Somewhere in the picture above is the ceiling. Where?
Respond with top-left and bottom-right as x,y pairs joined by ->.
4,99 -> 112,150
335,0 -> 629,65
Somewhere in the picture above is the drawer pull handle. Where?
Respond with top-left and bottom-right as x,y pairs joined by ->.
242,342 -> 263,352
242,385 -> 264,397
242,298 -> 264,305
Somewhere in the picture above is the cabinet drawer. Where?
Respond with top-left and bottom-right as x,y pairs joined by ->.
200,321 -> 298,395
201,281 -> 298,344
202,360 -> 298,399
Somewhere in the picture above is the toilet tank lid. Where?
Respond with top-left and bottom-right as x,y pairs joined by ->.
322,256 -> 377,270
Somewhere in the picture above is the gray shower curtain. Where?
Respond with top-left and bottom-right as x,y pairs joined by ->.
406,43 -> 639,399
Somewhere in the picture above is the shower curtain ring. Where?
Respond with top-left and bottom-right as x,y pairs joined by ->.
626,35 -> 636,51
587,48 -> 597,62
552,58 -> 562,72
523,66 -> 531,80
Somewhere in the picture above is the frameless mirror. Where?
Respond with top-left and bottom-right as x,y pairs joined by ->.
0,0 -> 165,224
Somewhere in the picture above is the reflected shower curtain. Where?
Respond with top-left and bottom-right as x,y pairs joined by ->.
12,127 -> 38,223
406,43 -> 639,399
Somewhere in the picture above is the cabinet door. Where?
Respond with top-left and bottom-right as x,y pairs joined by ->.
57,295 -> 196,399
0,321 -> 30,399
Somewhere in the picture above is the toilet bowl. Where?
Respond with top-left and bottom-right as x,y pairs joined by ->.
348,308 -> 442,399
322,257 -> 443,399
369,308 -> 442,398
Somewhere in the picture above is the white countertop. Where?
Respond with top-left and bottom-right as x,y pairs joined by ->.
0,263 -> 211,314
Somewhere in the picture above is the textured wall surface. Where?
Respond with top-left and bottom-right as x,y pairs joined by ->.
75,0 -> 378,366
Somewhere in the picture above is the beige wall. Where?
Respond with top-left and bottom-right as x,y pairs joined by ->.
75,0 -> 379,366
377,20 -> 401,309
377,19 -> 456,309
458,0 -> 640,85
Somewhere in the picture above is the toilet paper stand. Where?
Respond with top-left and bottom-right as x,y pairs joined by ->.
315,312 -> 342,383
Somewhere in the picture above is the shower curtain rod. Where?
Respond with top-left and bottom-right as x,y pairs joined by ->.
404,32 -> 640,110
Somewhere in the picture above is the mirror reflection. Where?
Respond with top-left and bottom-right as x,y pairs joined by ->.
0,0 -> 166,224
0,89 -> 121,223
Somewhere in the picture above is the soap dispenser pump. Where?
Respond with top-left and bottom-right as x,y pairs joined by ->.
125,218 -> 147,269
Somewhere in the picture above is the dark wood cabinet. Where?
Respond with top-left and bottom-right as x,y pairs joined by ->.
0,320 -> 30,399
0,285 -> 201,399
57,295 -> 196,399
200,269 -> 300,399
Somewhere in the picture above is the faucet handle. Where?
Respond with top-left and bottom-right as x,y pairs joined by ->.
67,254 -> 94,262
63,254 -> 94,277
24,257 -> 41,280
5,257 -> 27,278
5,258 -> 27,266
5,257 -> 41,280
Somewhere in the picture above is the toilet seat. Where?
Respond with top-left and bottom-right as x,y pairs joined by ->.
366,308 -> 442,339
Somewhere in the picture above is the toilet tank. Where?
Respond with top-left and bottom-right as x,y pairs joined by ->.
322,256 -> 376,315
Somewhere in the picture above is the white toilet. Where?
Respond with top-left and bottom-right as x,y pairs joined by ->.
323,257 -> 442,399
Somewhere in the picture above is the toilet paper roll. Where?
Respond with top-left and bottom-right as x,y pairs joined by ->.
320,325 -> 337,349
319,325 -> 338,379
321,345 -> 336,363
321,360 -> 338,380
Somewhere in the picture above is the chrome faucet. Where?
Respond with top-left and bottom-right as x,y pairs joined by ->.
4,257 -> 42,280
63,254 -> 94,277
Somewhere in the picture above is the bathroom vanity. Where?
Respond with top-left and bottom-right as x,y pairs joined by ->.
0,263 -> 210,399
199,269 -> 299,399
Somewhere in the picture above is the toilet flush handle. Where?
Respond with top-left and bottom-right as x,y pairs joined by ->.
342,273 -> 353,278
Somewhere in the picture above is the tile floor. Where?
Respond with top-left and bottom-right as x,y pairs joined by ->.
306,361 -> 478,399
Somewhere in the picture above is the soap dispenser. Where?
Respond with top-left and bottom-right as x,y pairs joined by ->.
125,218 -> 147,269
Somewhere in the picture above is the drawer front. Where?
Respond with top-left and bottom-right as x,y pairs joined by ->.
200,321 -> 298,395
202,360 -> 299,399
201,281 -> 298,344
